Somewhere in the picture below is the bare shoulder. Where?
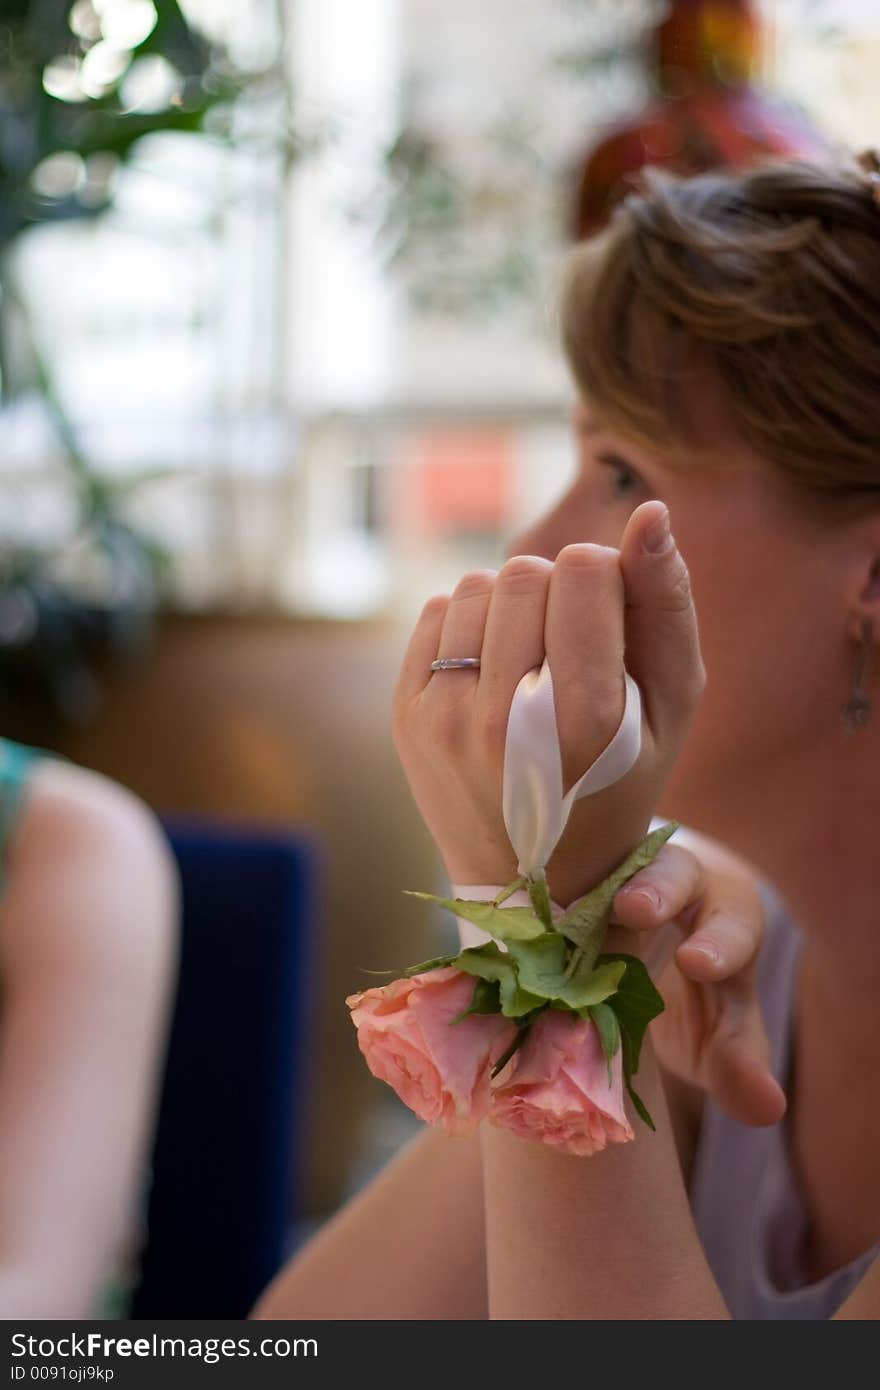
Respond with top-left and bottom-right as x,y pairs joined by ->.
18,759 -> 170,860
1,758 -> 178,974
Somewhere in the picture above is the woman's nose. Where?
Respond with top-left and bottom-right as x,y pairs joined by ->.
505,496 -> 579,562
504,518 -> 559,563
505,496 -> 612,562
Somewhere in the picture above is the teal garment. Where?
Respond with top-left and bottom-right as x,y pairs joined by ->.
0,739 -> 41,894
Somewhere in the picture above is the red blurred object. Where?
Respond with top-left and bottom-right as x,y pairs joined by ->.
393,428 -> 513,538
572,0 -> 831,239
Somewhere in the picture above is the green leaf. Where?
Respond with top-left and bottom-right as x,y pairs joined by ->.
600,953 -> 665,1075
553,891 -> 608,960
454,943 -> 546,1018
491,877 -> 527,906
588,1002 -> 622,1084
617,1026 -> 656,1130
453,942 -> 513,985
404,891 -> 546,943
527,875 -> 554,931
401,954 -> 459,977
554,822 -> 679,963
624,1076 -> 656,1131
452,977 -> 502,1023
502,938 -> 626,1010
557,959 -> 626,1010
499,978 -> 548,1017
504,934 -> 568,996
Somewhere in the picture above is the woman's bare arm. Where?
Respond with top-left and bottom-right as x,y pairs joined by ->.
252,1124 -> 487,1320
481,1040 -> 727,1320
253,1066 -> 703,1321
0,762 -> 177,1317
835,1255 -> 880,1319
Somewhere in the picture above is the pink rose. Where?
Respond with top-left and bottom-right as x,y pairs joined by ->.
347,967 -> 518,1136
490,1009 -> 634,1156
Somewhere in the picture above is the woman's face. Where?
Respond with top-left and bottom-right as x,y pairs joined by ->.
507,397 -> 853,837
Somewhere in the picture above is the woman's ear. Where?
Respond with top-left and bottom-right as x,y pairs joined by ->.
839,508 -> 880,642
845,526 -> 880,645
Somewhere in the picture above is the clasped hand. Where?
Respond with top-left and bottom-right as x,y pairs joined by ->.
394,499 -> 785,1128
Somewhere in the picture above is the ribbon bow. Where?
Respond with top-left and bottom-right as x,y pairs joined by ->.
502,659 -> 642,881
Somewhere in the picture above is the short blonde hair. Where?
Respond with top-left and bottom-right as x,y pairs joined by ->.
560,157 -> 880,514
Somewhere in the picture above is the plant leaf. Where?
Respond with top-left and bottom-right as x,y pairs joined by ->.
624,1076 -> 656,1131
453,943 -> 546,1018
503,934 -> 568,997
554,822 -> 679,961
588,1001 -> 622,1084
557,959 -> 626,1010
452,977 -> 502,1023
552,891 -> 608,958
527,875 -> 554,931
492,876 -> 527,906
500,937 -> 625,1010
401,954 -> 459,977
599,953 -> 665,1075
617,1027 -> 656,1130
498,977 -> 547,1019
404,891 -> 546,943
453,943 -> 514,984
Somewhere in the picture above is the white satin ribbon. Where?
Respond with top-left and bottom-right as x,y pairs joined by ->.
452,659 -> 647,948
503,660 -> 642,879
453,816 -> 673,950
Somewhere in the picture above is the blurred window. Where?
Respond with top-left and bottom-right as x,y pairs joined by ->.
2,1 -> 878,621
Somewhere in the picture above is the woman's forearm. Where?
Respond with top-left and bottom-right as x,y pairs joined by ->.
253,1125 -> 487,1320
480,1040 -> 729,1320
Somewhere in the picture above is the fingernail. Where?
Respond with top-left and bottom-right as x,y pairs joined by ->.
643,508 -> 674,554
685,940 -> 721,965
619,885 -> 663,913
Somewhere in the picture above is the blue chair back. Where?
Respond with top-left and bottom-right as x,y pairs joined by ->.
130,818 -> 320,1318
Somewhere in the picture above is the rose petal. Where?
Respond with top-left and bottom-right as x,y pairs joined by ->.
348,967 -> 517,1136
490,1009 -> 634,1155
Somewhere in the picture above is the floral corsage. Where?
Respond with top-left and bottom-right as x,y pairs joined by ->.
348,659 -> 673,1156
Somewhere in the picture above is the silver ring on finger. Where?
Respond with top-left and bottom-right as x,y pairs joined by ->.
430,656 -> 482,672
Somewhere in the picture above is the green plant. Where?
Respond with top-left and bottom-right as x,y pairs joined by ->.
0,1 -> 243,720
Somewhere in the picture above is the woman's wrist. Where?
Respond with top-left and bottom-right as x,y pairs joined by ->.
450,881 -> 562,949
478,1033 -> 727,1319
451,815 -> 673,949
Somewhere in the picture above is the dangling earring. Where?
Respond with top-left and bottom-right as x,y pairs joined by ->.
842,615 -> 874,733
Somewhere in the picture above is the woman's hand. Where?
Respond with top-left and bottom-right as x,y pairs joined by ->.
393,500 -> 705,903
609,830 -> 787,1127
393,500 -> 784,1129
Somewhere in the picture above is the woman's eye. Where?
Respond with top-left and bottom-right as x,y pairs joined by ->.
596,452 -> 643,499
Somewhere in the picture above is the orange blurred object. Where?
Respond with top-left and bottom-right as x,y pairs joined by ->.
572,0 -> 831,239
393,428 -> 513,537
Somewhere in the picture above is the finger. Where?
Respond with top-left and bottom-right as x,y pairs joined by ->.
394,594 -> 450,709
618,500 -> 706,741
613,842 -> 762,974
676,906 -> 763,982
612,842 -> 705,928
613,841 -> 765,984
626,919 -> 685,979
424,570 -> 497,704
611,843 -> 704,977
544,543 -> 625,790
707,980 -> 787,1127
477,555 -> 553,726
